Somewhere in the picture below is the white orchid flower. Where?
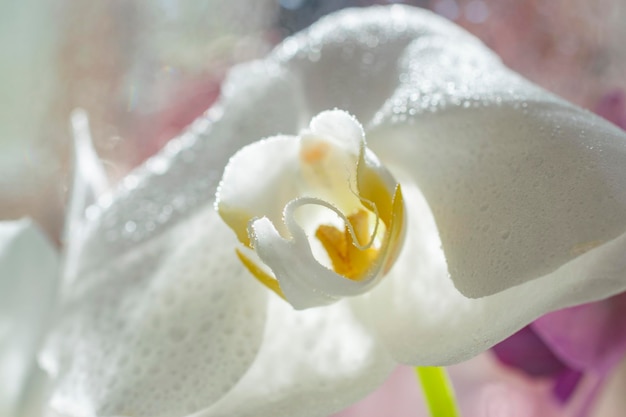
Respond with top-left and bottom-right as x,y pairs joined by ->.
33,5 -> 626,417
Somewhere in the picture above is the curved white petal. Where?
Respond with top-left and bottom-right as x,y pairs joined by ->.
0,220 -> 58,417
308,110 -> 363,154
273,6 -> 474,121
217,136 -> 300,244
367,33 -> 626,297
41,209 -> 268,417
198,297 -> 395,417
354,183 -> 626,365
251,209 -> 384,309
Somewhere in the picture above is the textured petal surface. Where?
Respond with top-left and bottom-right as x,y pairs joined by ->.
273,6 -> 472,121
354,182 -> 626,365
0,220 -> 58,417
198,297 -> 395,417
367,33 -> 626,297
41,209 -> 268,417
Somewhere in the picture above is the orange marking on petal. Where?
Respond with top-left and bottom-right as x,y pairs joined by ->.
300,141 -> 331,164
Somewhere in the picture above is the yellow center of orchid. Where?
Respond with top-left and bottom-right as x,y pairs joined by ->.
215,110 -> 405,309
315,210 -> 379,281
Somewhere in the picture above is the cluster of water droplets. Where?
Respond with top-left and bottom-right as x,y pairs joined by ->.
43,211 -> 266,417
371,33 -> 547,126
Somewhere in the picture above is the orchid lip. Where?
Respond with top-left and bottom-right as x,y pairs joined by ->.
215,109 -> 406,309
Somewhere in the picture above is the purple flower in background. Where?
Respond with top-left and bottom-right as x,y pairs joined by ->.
493,327 -> 570,380
493,326 -> 586,410
493,294 -> 626,417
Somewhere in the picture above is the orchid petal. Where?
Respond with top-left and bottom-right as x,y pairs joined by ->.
0,220 -> 58,417
367,33 -> 626,297
198,297 -> 395,417
216,135 -> 300,246
354,182 -> 626,365
41,209 -> 268,417
273,6 -> 472,121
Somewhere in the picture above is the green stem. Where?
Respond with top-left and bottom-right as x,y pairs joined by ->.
415,367 -> 460,417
